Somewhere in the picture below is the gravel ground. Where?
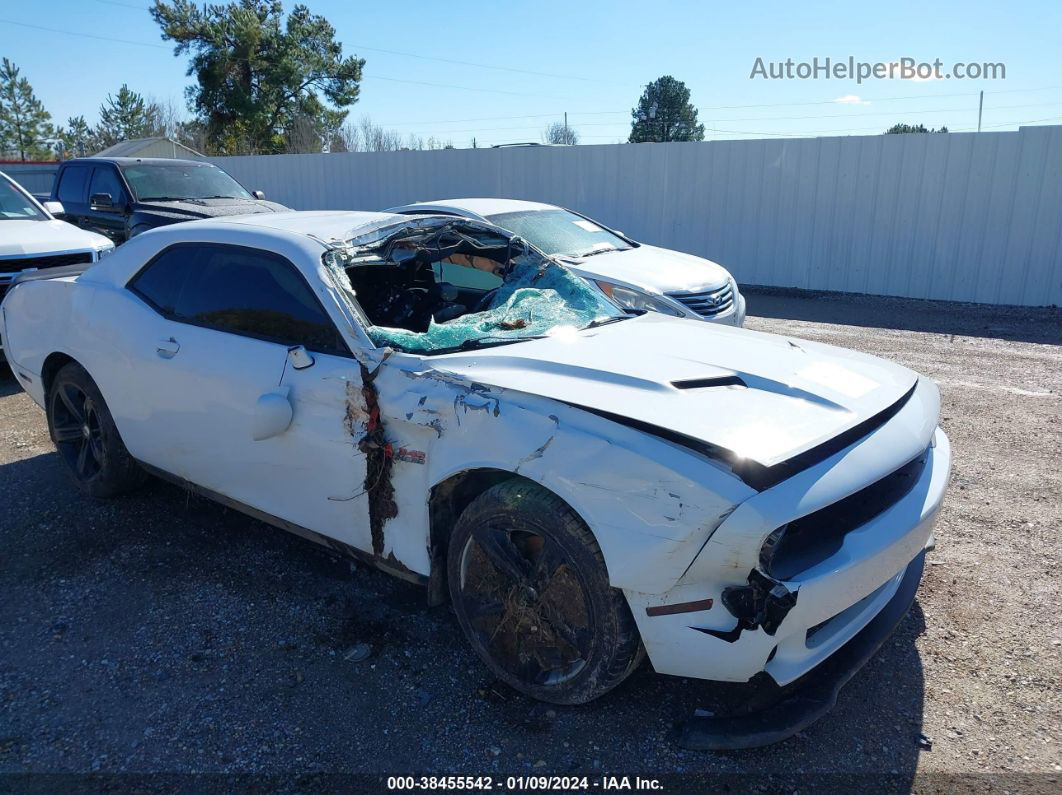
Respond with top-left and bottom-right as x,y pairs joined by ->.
0,290 -> 1059,791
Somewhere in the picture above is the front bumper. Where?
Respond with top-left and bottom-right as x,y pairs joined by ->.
625,376 -> 948,690
677,549 -> 926,750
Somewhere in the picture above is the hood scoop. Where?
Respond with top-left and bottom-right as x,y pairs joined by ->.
672,375 -> 746,390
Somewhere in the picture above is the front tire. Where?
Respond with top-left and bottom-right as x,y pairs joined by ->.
447,480 -> 643,704
46,362 -> 146,498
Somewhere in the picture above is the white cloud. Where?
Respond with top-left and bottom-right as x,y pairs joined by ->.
834,94 -> 871,105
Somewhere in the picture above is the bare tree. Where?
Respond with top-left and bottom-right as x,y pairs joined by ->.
329,118 -> 455,153
359,117 -> 403,152
542,120 -> 578,145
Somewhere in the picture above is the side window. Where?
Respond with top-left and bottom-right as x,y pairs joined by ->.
89,167 -> 126,206
56,166 -> 90,203
128,245 -> 194,315
130,244 -> 348,355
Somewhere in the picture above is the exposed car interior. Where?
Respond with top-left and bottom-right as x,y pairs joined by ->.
334,217 -> 623,355
343,221 -> 511,333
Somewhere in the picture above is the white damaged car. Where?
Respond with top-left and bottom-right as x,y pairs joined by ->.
0,211 -> 949,748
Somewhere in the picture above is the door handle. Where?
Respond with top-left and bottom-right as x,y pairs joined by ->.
156,337 -> 180,358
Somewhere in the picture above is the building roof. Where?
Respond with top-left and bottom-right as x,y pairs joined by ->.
93,137 -> 203,158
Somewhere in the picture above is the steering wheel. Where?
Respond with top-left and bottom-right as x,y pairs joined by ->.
474,287 -> 500,313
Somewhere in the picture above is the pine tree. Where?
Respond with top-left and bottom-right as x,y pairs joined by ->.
151,0 -> 364,155
57,115 -> 95,158
884,123 -> 949,134
95,85 -> 163,149
629,76 -> 704,143
0,59 -> 55,160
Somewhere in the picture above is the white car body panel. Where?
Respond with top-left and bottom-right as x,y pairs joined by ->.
0,172 -> 114,308
386,199 -> 746,326
0,210 -> 949,688
0,219 -> 111,258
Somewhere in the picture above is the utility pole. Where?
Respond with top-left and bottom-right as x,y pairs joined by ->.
564,112 -> 568,144
977,90 -> 984,133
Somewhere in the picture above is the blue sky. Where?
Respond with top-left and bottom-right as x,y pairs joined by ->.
2,0 -> 1061,146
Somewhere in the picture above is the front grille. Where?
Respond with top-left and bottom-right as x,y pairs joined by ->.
761,446 -> 931,580
667,282 -> 733,318
0,251 -> 93,275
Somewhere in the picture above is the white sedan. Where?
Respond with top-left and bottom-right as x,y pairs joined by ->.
386,198 -> 746,326
0,211 -> 948,748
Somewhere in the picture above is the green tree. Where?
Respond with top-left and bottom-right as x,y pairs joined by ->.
56,115 -> 95,158
0,59 -> 55,160
884,123 -> 949,134
150,0 -> 365,155
94,85 -> 164,149
629,76 -> 704,143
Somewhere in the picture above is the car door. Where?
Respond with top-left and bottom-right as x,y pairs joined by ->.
86,165 -> 130,242
121,241 -> 370,544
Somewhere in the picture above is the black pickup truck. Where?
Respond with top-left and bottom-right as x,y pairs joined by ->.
41,157 -> 289,244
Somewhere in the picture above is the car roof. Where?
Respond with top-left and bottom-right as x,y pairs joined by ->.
64,157 -> 216,167
393,198 -> 559,218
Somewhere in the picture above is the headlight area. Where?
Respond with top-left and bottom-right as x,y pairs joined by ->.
591,279 -> 686,317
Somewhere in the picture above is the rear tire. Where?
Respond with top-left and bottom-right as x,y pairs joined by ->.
46,362 -> 146,498
447,479 -> 644,704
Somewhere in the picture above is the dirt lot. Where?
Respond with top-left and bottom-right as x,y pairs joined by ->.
0,290 -> 1059,790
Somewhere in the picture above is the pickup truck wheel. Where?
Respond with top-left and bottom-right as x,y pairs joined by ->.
448,480 -> 644,704
46,362 -> 146,498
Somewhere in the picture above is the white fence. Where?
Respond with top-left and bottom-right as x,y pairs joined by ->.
7,127 -> 1061,306
3,162 -> 60,195
211,126 -> 1062,307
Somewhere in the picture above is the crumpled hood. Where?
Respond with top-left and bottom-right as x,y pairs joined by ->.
0,219 -> 110,256
429,313 -> 920,469
561,243 -> 732,293
135,197 -> 288,221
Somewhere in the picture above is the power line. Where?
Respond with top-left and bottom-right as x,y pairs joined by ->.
91,0 -> 152,9
364,75 -> 571,101
0,18 -> 169,48
347,43 -> 612,84
0,18 -> 573,101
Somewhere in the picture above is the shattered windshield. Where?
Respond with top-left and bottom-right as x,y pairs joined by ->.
325,219 -> 625,355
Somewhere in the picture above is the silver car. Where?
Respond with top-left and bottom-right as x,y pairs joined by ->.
386,198 -> 746,326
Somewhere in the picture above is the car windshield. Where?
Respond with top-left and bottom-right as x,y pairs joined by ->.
327,218 -> 628,355
120,164 -> 252,201
0,178 -> 47,221
487,208 -> 632,258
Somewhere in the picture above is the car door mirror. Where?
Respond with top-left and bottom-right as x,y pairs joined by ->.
252,190 -> 266,200
287,345 -> 315,370
90,192 -> 114,210
43,200 -> 65,216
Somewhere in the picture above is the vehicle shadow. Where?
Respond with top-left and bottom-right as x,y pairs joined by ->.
0,363 -> 22,397
0,449 -> 929,782
743,285 -> 1062,345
